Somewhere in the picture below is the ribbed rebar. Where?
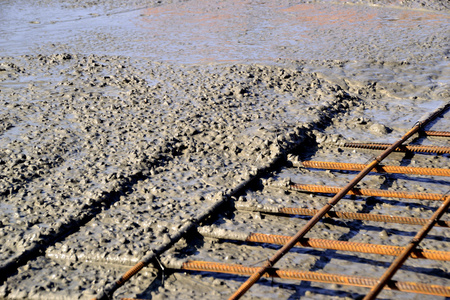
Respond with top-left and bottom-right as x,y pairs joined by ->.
299,161 -> 450,177
364,192 -> 450,300
198,226 -> 450,261
116,261 -> 146,286
199,227 -> 449,260
423,130 -> 450,137
235,202 -> 450,227
343,142 -> 450,154
245,233 -> 450,261
281,207 -> 450,227
288,183 -> 448,201
230,102 -> 450,300
179,261 -> 450,297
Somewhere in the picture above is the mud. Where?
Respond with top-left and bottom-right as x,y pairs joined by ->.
0,0 -> 449,299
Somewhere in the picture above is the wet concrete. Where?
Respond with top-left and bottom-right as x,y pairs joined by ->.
0,0 -> 449,299
1,0 -> 449,63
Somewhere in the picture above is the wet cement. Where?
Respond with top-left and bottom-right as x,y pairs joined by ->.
0,0 -> 449,299
1,0 -> 449,63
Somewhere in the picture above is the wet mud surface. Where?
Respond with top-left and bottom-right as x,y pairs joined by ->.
0,0 -> 449,299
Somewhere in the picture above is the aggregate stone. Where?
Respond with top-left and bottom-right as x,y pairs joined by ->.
0,0 -> 448,299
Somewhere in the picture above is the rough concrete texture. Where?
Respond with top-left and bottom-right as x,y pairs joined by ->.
0,0 -> 449,299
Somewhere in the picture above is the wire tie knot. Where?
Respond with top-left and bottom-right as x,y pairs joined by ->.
154,255 -> 166,271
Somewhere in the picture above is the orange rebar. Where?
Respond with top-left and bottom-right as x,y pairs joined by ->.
230,103 -> 450,300
279,207 -> 450,227
364,192 -> 450,300
299,161 -> 450,177
288,183 -> 448,201
236,203 -> 450,227
343,142 -> 450,154
200,227 -> 450,260
179,261 -> 450,297
116,261 -> 146,286
244,233 -> 450,261
423,130 -> 450,137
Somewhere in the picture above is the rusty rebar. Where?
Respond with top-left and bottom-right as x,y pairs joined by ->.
199,226 -> 450,260
288,183 -> 448,201
298,161 -> 450,177
235,202 -> 450,227
179,260 -> 450,297
364,192 -> 450,300
247,233 -> 450,260
281,208 -> 449,227
281,207 -> 449,227
230,102 -> 450,300
423,130 -> 450,137
343,142 -> 450,154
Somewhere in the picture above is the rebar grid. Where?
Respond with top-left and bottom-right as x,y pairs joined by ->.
364,192 -> 450,300
299,160 -> 450,177
288,183 -> 448,201
179,261 -> 450,297
89,104 -> 449,299
230,103 -> 450,299
343,142 -> 450,154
